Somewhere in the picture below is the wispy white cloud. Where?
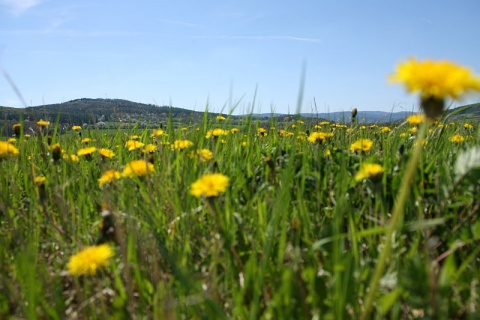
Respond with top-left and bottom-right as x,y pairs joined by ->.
192,35 -> 322,43
0,28 -> 143,37
0,0 -> 42,15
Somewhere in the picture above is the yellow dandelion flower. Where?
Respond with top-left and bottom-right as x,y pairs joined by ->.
320,121 -> 330,125
190,173 -> 229,198
150,129 -> 166,137
409,127 -> 418,134
51,143 -> 62,161
72,125 -> 82,131
399,133 -> 408,138
142,144 -> 158,153
67,244 -> 113,276
37,119 -> 50,127
122,160 -> 154,178
463,123 -> 473,129
216,115 -> 226,121
13,123 -> 22,135
7,138 -> 16,144
307,132 -> 333,143
63,154 -> 79,162
355,163 -> 384,182
34,176 -> 46,185
125,140 -> 145,151
130,135 -> 140,140
206,129 -> 228,139
350,139 -> 374,152
406,114 -> 425,126
99,148 -> 115,159
241,141 -> 247,147
296,135 -> 306,141
0,141 -> 20,158
231,128 -> 239,134
171,139 -> 193,150
380,126 -> 391,133
197,149 -> 213,162
281,130 -> 294,137
98,170 -> 121,187
77,147 -> 97,157
257,128 -> 267,137
450,134 -> 465,143
390,58 -> 480,118
390,58 -> 480,99
81,138 -> 91,144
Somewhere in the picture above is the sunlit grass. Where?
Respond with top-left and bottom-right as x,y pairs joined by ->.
0,110 -> 478,319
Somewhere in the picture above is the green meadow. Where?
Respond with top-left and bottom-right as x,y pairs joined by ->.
0,109 -> 479,319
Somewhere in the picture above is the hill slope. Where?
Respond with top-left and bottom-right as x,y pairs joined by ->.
0,98 -> 207,125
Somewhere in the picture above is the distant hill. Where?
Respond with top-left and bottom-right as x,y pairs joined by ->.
300,111 -> 415,123
447,102 -> 480,116
250,111 -> 415,123
0,98 -> 207,125
1,98 -> 479,136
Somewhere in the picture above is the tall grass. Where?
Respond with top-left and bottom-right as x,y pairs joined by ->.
0,113 -> 479,319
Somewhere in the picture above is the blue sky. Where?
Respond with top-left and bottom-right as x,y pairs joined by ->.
1,0 -> 479,115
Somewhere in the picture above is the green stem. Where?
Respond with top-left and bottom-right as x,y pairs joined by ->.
360,122 -> 428,319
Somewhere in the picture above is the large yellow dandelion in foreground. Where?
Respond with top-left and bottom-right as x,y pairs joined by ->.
390,58 -> 480,118
67,244 -> 113,276
122,159 -> 154,178
390,58 -> 480,99
190,173 -> 229,198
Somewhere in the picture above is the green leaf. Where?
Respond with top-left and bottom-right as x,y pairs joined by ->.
439,247 -> 458,287
378,288 -> 403,316
473,220 -> 480,240
454,146 -> 480,183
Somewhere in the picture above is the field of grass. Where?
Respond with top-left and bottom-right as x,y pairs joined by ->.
0,110 -> 479,319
